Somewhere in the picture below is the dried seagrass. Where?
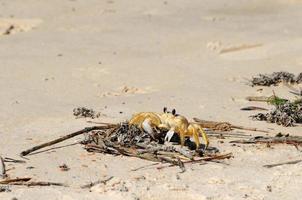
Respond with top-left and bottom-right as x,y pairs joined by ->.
250,71 -> 302,86
251,101 -> 302,126
73,107 -> 101,119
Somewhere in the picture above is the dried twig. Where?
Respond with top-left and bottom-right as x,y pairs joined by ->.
156,153 -> 233,170
193,118 -> 269,133
246,96 -> 271,102
0,178 -> 31,184
3,157 -> 26,163
9,181 -> 67,187
136,144 -> 194,160
240,106 -> 268,111
20,125 -> 116,156
131,163 -> 159,171
263,159 -> 302,168
80,176 -> 113,189
0,157 -> 7,179
230,135 -> 302,146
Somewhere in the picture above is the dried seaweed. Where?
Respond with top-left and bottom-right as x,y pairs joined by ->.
296,72 -> 302,84
19,121 -> 230,171
250,71 -> 302,86
82,122 -> 230,167
73,107 -> 101,119
251,101 -> 302,126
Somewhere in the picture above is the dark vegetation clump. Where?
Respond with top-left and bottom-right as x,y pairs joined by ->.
296,72 -> 302,84
251,100 -> 302,127
73,107 -> 101,119
250,71 -> 302,86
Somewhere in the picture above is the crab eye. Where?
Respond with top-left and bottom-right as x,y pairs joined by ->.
163,107 -> 167,113
172,109 -> 176,115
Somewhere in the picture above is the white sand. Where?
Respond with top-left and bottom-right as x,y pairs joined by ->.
0,0 -> 302,199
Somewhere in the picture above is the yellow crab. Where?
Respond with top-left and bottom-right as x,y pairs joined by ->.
129,108 -> 209,149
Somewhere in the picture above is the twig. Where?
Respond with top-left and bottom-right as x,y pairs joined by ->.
177,157 -> 186,173
245,96 -> 270,102
80,176 -> 113,189
20,125 -> 116,156
157,153 -> 232,170
263,159 -> 302,168
193,118 -> 269,133
0,157 -> 7,179
9,181 -> 67,187
131,163 -> 159,171
3,157 -> 26,163
240,106 -> 268,111
230,136 -> 302,145
136,145 -> 194,160
206,131 -> 251,138
0,178 -> 31,184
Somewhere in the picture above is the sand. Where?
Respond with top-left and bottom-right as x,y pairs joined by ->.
0,0 -> 302,199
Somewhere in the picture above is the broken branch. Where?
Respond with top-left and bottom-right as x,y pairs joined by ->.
20,125 -> 116,156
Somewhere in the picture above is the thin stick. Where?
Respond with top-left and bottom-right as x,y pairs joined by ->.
131,163 -> 159,171
9,181 -> 67,187
263,159 -> 302,168
245,96 -> 270,102
80,176 -> 113,189
157,153 -> 232,170
0,178 -> 31,184
20,125 -> 116,156
3,157 -> 26,163
231,125 -> 269,133
193,118 -> 269,133
230,136 -> 302,145
0,157 -> 7,179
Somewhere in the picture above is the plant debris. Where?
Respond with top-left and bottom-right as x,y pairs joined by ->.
82,122 -> 226,167
0,185 -> 11,192
263,159 -> 302,168
240,106 -> 268,111
230,134 -> 302,149
73,107 -> 101,119
20,122 -> 231,171
193,118 -> 268,133
59,164 -> 70,171
251,100 -> 302,126
250,71 -> 302,86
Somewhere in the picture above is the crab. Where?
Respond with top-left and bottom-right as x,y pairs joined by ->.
129,108 -> 209,149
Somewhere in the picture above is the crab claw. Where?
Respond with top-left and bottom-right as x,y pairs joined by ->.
142,119 -> 154,134
164,130 -> 175,142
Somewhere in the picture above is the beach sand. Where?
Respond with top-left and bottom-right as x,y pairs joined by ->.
0,0 -> 302,199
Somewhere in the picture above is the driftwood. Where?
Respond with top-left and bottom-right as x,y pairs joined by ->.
0,157 -> 7,179
193,118 -> 269,133
20,125 -> 116,156
263,159 -> 302,168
